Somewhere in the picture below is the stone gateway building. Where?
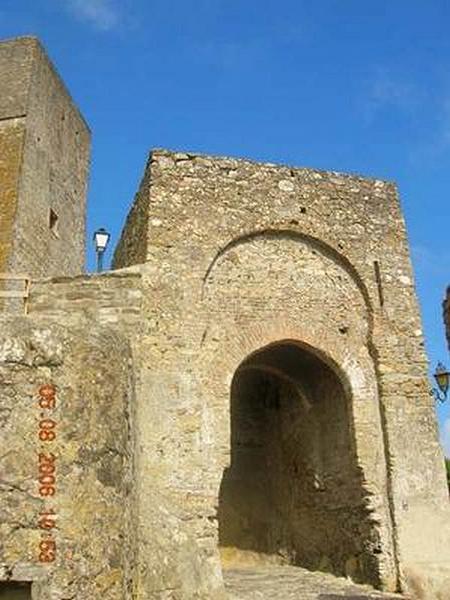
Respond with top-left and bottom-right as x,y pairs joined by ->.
0,36 -> 449,600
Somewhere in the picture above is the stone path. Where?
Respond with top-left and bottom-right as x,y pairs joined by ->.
224,566 -> 407,600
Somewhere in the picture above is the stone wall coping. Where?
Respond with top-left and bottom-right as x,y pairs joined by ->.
29,265 -> 143,285
0,35 -> 90,133
149,147 -> 398,187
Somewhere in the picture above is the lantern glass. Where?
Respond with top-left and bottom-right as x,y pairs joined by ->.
434,363 -> 450,394
93,228 -> 110,252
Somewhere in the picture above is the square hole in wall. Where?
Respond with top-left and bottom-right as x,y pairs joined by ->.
49,208 -> 59,237
0,581 -> 32,599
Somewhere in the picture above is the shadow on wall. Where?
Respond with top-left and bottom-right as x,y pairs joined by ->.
218,341 -> 381,587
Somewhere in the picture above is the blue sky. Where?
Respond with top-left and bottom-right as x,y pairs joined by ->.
1,0 -> 450,453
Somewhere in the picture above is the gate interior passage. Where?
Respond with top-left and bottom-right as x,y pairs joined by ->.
0,582 -> 32,599
218,341 -> 379,585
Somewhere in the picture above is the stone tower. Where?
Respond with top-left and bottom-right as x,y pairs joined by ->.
0,37 -> 90,281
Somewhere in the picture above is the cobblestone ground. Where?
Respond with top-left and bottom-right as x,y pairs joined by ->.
224,566 -> 407,600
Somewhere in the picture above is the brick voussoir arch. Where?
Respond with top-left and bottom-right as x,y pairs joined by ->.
210,318 -> 396,589
211,318 -> 374,406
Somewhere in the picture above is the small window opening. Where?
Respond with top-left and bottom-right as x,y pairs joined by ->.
0,581 -> 32,599
373,260 -> 384,307
49,209 -> 59,237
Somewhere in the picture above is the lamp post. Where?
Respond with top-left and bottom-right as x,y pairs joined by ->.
430,362 -> 450,403
93,228 -> 110,273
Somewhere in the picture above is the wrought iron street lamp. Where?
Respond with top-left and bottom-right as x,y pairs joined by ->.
431,362 -> 450,403
93,228 -> 110,273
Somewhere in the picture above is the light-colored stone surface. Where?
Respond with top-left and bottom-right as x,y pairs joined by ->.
0,118 -> 24,276
224,565 -> 407,599
28,266 -> 143,333
1,35 -> 450,600
4,144 -> 450,599
0,318 -> 135,599
114,149 -> 449,598
0,36 -> 90,304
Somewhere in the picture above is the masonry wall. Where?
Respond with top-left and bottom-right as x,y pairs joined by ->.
0,37 -> 34,118
3,140 -> 450,599
133,234 -> 396,597
114,149 -> 450,599
0,267 -> 146,598
0,120 -> 24,274
0,37 -> 90,286
28,267 -> 143,334
0,37 -> 34,294
25,266 -> 225,599
113,156 -> 152,269
0,318 -> 136,600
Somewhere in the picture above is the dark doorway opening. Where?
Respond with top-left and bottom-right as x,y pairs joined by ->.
218,341 -> 378,584
0,582 -> 32,599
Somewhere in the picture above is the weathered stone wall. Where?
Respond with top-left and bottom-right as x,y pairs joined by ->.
117,149 -> 450,598
0,268 -> 143,597
0,318 -> 136,599
113,157 -> 152,269
0,37 -> 90,287
10,38 -> 90,279
205,234 -> 390,586
2,118 -> 450,598
0,120 -> 25,274
26,266 -> 226,600
133,236 -> 395,597
0,37 -> 34,120
0,37 -> 34,305
28,267 -> 143,334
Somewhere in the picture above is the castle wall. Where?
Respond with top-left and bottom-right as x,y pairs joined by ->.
0,119 -> 25,273
0,319 -> 136,600
0,37 -> 34,119
134,233 -> 395,596
0,37 -> 90,288
119,149 -> 450,598
0,37 -> 34,290
113,157 -> 152,269
23,267 -> 224,599
2,129 -> 449,597
10,38 -> 90,279
28,267 -> 143,333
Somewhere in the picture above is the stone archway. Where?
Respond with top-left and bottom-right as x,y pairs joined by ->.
218,340 -> 380,585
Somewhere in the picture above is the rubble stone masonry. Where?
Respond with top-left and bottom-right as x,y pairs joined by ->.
0,118 -> 24,273
0,37 -> 90,285
1,36 -> 450,600
111,149 -> 450,599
